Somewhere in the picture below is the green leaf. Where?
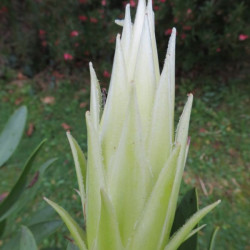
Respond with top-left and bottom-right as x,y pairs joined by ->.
67,242 -> 79,250
0,106 -> 27,167
209,227 -> 220,250
67,132 -> 86,214
29,220 -> 62,244
0,219 -> 6,238
4,158 -> 56,221
164,200 -> 221,250
20,225 -> 38,250
96,189 -> 123,250
1,220 -> 61,250
44,198 -> 87,250
170,188 -> 199,250
27,205 -> 56,226
0,140 -> 46,221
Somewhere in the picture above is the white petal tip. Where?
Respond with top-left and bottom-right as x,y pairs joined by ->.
115,19 -> 124,26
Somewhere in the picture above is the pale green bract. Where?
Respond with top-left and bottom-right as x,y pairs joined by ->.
45,0 -> 220,249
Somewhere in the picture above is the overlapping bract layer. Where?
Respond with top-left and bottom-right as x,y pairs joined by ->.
45,1 -> 220,249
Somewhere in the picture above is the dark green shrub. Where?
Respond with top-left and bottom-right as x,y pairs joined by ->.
0,0 -> 249,80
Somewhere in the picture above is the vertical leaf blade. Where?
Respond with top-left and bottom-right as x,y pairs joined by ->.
0,105 -> 27,167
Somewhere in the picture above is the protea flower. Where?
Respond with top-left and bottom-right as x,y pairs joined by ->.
44,1 -> 220,249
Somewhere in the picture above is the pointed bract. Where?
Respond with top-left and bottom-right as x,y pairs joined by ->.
90,62 -> 101,130
128,0 -> 146,80
96,189 -> 124,250
86,112 -> 106,248
109,86 -> 150,245
46,3 -> 220,250
121,4 -> 132,67
128,146 -> 180,250
100,35 -> 129,171
134,15 -> 156,136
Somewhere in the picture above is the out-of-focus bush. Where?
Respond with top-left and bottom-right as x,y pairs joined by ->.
0,0 -> 249,79
154,0 -> 250,76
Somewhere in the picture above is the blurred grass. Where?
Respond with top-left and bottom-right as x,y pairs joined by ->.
0,72 -> 249,249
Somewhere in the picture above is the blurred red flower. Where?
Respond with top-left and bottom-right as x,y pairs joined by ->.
103,70 -> 111,78
79,0 -> 87,4
238,34 -> 248,41
183,25 -> 192,31
165,28 -> 172,36
181,33 -> 186,40
187,8 -> 192,15
0,6 -> 8,14
101,0 -> 107,6
39,29 -> 46,39
154,5 -> 160,11
79,15 -> 88,22
41,41 -> 47,47
130,0 -> 136,7
90,17 -> 98,23
64,53 -> 73,61
159,0 -> 166,2
216,48 -> 221,52
70,30 -> 79,37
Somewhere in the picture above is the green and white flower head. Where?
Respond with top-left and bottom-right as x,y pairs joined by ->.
45,1 -> 220,249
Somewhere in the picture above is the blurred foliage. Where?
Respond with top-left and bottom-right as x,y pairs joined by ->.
0,107 -> 61,249
0,0 -> 249,80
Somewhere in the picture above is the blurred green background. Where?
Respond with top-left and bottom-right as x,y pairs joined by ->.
0,0 -> 249,249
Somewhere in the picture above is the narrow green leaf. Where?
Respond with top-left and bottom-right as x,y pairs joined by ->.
0,140 -> 46,221
4,158 -> 56,220
170,188 -> 199,250
20,225 -> 38,250
67,132 -> 86,216
0,219 -> 6,238
164,200 -> 221,250
128,146 -> 180,250
44,198 -> 87,250
0,105 -> 27,167
209,227 -> 220,250
96,189 -> 124,250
